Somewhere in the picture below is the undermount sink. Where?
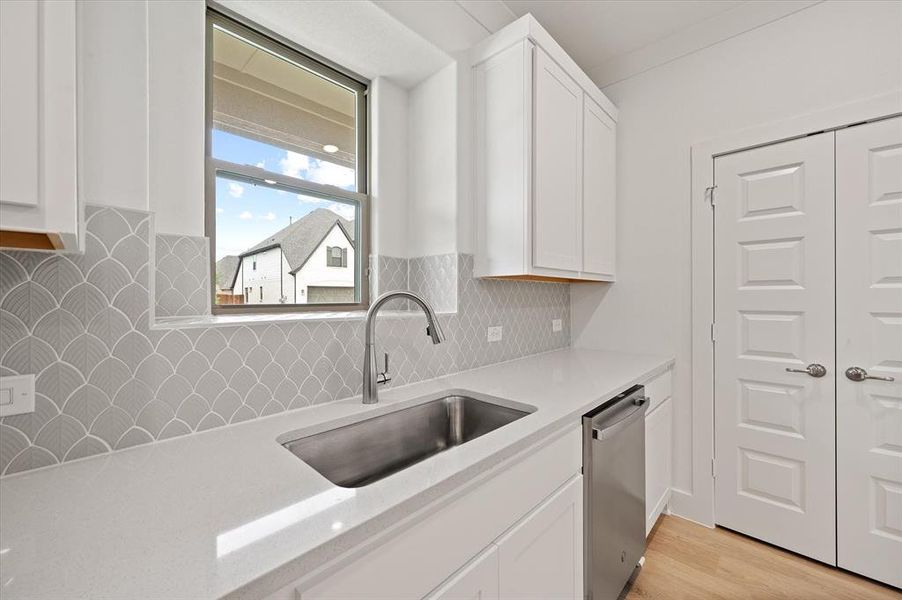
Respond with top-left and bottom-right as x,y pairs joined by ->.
282,394 -> 534,488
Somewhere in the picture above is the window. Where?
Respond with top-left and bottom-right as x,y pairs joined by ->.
206,9 -> 368,313
326,246 -> 347,267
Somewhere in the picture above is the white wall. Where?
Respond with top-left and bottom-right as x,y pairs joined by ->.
148,0 -> 206,236
295,225 -> 356,301
79,1 -> 148,212
571,0 -> 902,523
77,0 -> 452,257
239,247 -> 285,304
370,77 -> 409,258
408,63 -> 459,257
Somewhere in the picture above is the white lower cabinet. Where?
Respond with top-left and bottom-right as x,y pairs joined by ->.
425,546 -> 500,600
497,476 -> 583,600
292,428 -> 582,600
643,369 -> 673,535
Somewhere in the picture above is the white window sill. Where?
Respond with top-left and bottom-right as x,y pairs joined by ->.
151,308 -> 457,330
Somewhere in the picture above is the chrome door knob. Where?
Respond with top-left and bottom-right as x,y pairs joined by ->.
845,366 -> 895,382
785,363 -> 827,378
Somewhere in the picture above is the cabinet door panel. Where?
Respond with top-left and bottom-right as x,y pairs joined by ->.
533,48 -> 582,272
582,97 -> 616,278
497,475 -> 582,600
645,398 -> 672,535
0,0 -> 41,207
426,546 -> 499,600
0,0 -> 78,248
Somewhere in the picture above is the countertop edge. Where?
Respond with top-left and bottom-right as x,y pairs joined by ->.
225,355 -> 675,600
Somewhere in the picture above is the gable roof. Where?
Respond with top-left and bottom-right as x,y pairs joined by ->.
229,208 -> 354,289
215,255 -> 239,291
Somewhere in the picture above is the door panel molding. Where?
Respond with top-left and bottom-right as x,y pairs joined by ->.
682,91 -> 902,528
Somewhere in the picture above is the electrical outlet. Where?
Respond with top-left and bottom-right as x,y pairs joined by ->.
487,326 -> 503,343
0,374 -> 35,417
552,319 -> 563,332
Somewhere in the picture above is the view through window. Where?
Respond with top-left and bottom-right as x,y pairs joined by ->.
207,11 -> 367,310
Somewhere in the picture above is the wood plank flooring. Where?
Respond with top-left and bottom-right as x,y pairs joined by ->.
624,515 -> 901,599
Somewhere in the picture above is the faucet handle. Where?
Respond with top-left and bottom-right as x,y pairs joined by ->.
377,352 -> 391,385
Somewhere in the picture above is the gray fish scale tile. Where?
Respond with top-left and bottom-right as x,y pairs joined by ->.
0,205 -> 569,476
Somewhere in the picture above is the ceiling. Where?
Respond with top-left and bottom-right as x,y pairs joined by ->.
500,1 -> 743,68
376,0 -> 821,87
213,27 -> 356,117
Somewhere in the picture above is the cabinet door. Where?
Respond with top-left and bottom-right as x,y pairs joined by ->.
426,546 -> 499,600
0,0 -> 78,248
582,96 -> 616,279
497,475 -> 583,600
533,48 -> 582,273
645,398 -> 672,535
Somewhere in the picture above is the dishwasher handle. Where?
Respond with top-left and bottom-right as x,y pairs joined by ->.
592,397 -> 648,441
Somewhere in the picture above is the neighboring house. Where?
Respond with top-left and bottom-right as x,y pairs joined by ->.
215,255 -> 243,304
225,208 -> 355,305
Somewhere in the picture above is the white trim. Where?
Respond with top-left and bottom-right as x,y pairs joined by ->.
469,14 -> 618,121
682,90 -> 902,527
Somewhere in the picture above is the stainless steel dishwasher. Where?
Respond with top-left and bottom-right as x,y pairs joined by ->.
583,384 -> 648,600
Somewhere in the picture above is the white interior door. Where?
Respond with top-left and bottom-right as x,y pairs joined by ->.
836,116 -> 902,588
714,133 -> 836,564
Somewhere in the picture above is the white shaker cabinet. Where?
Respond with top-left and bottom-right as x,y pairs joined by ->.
497,475 -> 583,600
582,96 -> 616,279
0,0 -> 81,251
533,48 -> 583,272
644,369 -> 673,535
472,15 -> 617,282
425,546 -> 500,600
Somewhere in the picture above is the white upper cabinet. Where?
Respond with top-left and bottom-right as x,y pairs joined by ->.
533,48 -> 582,272
472,15 -> 617,282
0,0 -> 80,251
582,96 -> 616,279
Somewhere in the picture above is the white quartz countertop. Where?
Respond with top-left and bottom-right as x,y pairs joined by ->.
0,348 -> 673,600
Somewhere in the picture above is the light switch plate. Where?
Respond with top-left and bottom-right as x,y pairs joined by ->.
487,326 -> 503,343
552,319 -> 563,332
0,374 -> 35,417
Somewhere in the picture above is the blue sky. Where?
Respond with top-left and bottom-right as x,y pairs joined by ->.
213,129 -> 356,259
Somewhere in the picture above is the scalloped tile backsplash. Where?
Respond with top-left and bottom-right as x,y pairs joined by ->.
0,205 -> 569,476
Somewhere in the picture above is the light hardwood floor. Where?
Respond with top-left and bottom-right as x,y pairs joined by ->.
625,515 -> 901,599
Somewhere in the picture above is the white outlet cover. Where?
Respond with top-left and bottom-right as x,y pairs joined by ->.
0,374 -> 35,417
552,319 -> 563,332
487,326 -> 503,342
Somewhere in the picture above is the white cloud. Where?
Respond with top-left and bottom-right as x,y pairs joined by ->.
307,160 -> 355,189
216,207 -> 224,214
228,182 -> 244,198
255,161 -> 265,169
239,211 -> 253,220
279,151 -> 310,178
259,212 -> 276,221
327,203 -> 355,221
280,150 -> 355,190
297,194 -> 323,205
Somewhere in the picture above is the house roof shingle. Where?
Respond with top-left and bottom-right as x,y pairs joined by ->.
215,255 -> 239,291
227,208 -> 355,289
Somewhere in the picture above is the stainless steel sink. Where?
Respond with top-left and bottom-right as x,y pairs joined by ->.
282,394 -> 532,487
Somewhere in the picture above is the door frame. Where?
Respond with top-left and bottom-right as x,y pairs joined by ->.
680,91 -> 902,527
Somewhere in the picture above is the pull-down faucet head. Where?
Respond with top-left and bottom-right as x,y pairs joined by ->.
362,291 -> 445,404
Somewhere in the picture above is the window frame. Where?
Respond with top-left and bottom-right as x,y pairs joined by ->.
205,5 -> 370,315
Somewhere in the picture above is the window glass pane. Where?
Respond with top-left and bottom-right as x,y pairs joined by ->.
213,174 -> 358,306
211,25 -> 358,191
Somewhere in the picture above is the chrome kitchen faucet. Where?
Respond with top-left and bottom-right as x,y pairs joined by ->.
362,291 -> 445,404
